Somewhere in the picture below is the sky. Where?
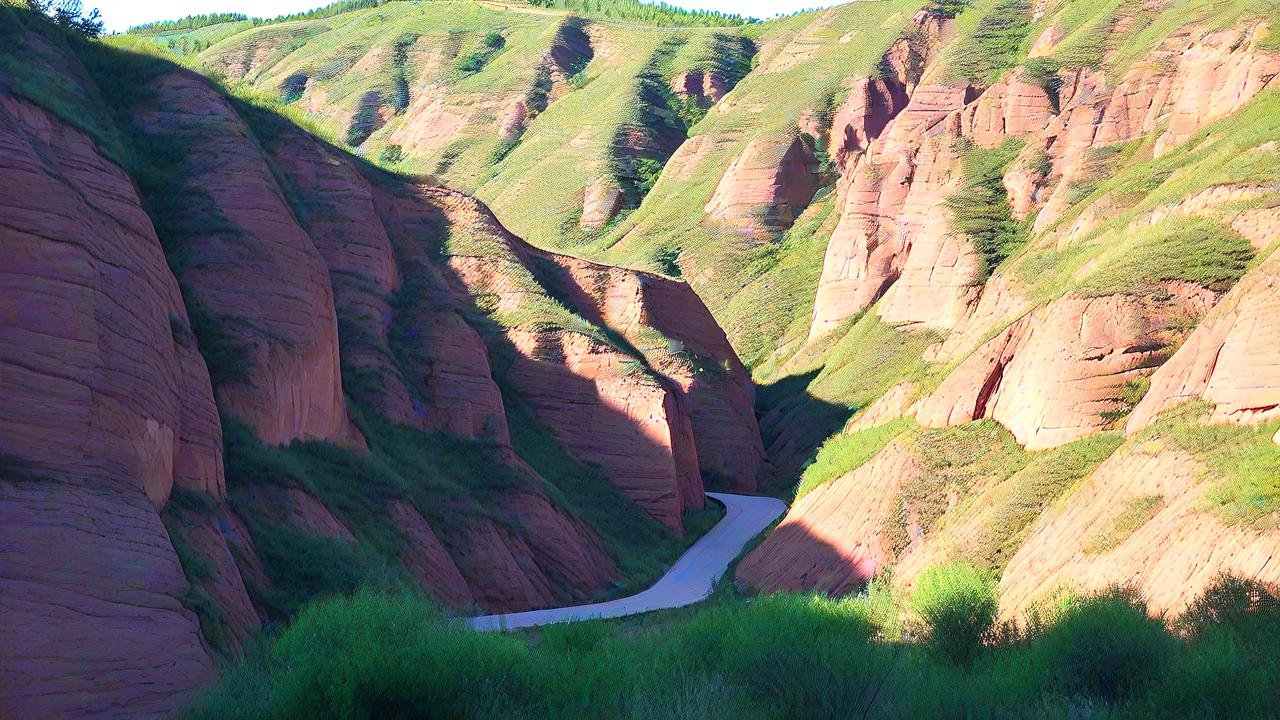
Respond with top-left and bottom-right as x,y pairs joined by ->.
98,0 -> 846,33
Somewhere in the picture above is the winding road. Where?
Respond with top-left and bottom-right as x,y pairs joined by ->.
467,492 -> 786,631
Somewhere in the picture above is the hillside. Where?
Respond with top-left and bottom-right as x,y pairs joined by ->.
3,0 -> 1280,716
0,5 -> 759,717
196,0 -> 1280,611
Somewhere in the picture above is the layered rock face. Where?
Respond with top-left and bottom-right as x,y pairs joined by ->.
135,71 -> 363,450
704,134 -> 820,233
0,93 -> 222,719
736,441 -> 919,594
998,444 -> 1280,618
915,289 -> 1213,450
421,186 -> 764,524
671,68 -> 730,107
742,13 -> 1280,611
503,327 -> 704,531
809,23 -> 1277,340
0,23 -> 764,717
537,254 -> 765,491
1128,249 -> 1280,433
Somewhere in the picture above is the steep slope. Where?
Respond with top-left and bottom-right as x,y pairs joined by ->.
0,9 -> 760,718
221,0 -> 1275,616
738,0 -> 1280,614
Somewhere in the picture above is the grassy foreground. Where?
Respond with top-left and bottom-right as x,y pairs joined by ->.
184,569 -> 1280,719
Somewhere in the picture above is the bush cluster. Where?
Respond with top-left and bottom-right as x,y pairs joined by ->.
184,570 -> 1280,719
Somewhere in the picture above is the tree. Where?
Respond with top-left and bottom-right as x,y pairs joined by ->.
26,0 -> 104,38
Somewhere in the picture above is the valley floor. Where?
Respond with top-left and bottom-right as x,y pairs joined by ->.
469,492 -> 786,630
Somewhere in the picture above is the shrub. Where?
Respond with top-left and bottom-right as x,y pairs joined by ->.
1176,574 -> 1280,643
1036,587 -> 1176,701
278,73 -> 308,105
185,581 -> 1280,719
911,562 -> 998,664
378,144 -> 404,164
650,244 -> 681,276
345,95 -> 382,147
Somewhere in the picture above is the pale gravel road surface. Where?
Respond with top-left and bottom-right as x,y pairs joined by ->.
467,492 -> 786,631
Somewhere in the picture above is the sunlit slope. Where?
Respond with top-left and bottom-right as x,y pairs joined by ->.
193,1 -> 755,248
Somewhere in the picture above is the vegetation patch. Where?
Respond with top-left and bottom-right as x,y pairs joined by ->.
345,91 -> 383,146
524,0 -> 749,27
389,31 -> 418,112
456,30 -> 506,76
796,418 -> 910,499
278,71 -> 307,104
945,138 -> 1028,282
910,562 -> 998,665
940,0 -> 1033,83
1142,403 -> 1280,527
1078,217 -> 1255,296
1083,495 -> 1165,554
959,433 -> 1124,572
184,575 -> 1280,719
884,421 -> 1029,558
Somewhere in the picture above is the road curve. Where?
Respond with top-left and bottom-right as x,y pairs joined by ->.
467,492 -> 786,631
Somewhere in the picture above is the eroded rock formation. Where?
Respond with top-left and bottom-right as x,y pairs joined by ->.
915,289 -> 1213,450
704,134 -> 820,234
0,23 -> 764,717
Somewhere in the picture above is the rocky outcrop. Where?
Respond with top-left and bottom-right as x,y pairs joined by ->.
421,185 -> 763,524
1032,26 -> 1279,233
812,22 -> 1278,339
752,15 -> 1280,615
0,93 -> 226,717
580,176 -> 623,231
542,255 -> 766,491
1154,25 -> 1280,155
369,184 -> 516,443
809,84 -> 977,338
670,68 -> 730,107
1128,250 -> 1280,432
809,70 -> 1057,338
0,94 -> 225,505
826,75 -> 910,170
736,441 -> 920,594
999,443 -> 1280,618
450,517 -> 559,610
161,502 -> 263,650
823,10 -> 942,171
135,71 -> 362,449
704,134 -> 819,233
493,491 -> 618,599
916,290 -> 1214,450
503,328 -> 703,532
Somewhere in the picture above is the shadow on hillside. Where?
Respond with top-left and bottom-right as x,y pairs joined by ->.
734,511 -> 876,598
754,369 -> 856,497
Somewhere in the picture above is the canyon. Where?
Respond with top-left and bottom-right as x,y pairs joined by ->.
3,0 -> 1280,716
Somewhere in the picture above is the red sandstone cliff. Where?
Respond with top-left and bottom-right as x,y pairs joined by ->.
742,12 -> 1280,615
0,20 -> 762,717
